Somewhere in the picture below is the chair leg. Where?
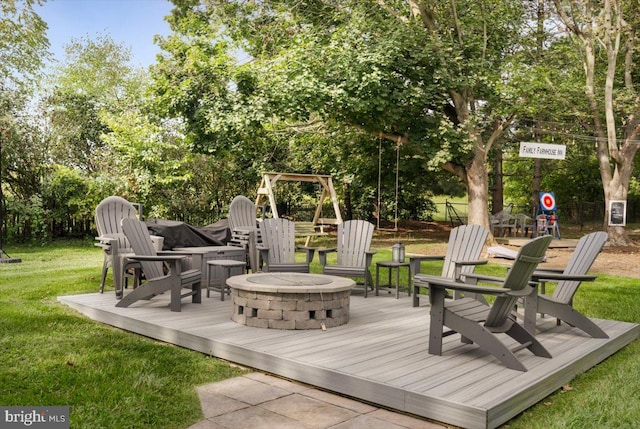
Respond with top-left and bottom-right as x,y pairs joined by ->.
505,320 -> 552,358
538,300 -> 608,338
364,271 -> 368,298
428,287 -> 447,356
116,281 -> 168,308
444,310 -> 530,371
460,320 -> 528,371
170,278 -> 183,312
192,281 -> 201,304
99,262 -> 109,293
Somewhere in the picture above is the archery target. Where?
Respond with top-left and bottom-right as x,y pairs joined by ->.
539,192 -> 556,211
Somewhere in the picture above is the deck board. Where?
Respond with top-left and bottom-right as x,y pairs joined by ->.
58,291 -> 638,429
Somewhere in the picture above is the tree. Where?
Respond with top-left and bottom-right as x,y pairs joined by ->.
151,3 -> 275,198
45,34 -> 136,173
552,0 -> 640,245
1,0 -> 49,153
0,0 -> 49,90
159,1 -> 535,229
1,0 -> 49,241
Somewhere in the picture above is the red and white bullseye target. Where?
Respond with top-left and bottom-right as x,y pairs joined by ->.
539,192 -> 556,211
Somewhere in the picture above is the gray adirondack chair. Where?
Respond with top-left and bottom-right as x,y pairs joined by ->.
524,231 -> 609,338
257,218 -> 315,272
228,195 -> 259,272
318,220 -> 376,297
490,205 -> 515,237
95,196 -> 139,297
117,218 -> 201,312
412,224 -> 489,306
418,235 -> 553,371
513,213 -> 535,238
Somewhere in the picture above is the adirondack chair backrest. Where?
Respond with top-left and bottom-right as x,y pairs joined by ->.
121,218 -> 165,280
485,235 -> 553,329
442,224 -> 489,279
229,195 -> 257,231
335,220 -> 374,267
95,196 -> 138,252
259,218 -> 297,264
490,205 -> 512,223
552,231 -> 607,304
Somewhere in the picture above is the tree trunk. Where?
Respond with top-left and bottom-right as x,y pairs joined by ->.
553,0 -> 638,246
466,155 -> 490,230
603,164 -> 632,246
343,182 -> 353,221
531,158 -> 542,218
492,144 -> 503,215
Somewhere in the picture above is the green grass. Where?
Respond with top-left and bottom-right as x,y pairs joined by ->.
430,263 -> 640,429
2,240 -> 639,428
0,240 -> 246,429
431,195 -> 468,222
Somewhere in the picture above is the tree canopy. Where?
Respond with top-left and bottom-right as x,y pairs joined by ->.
151,0 -> 543,229
2,0 -> 640,244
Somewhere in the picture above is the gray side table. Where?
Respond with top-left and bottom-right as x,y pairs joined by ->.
375,260 -> 411,299
206,259 -> 246,300
173,246 -> 245,293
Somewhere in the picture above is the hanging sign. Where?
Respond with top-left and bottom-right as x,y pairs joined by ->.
519,142 -> 566,160
539,192 -> 556,211
608,200 -> 627,226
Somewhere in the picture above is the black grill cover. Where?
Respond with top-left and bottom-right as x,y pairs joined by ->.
145,219 -> 231,249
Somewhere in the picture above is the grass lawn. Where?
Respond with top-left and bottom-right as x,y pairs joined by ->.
0,240 -> 247,429
1,238 -> 638,428
431,195 -> 468,222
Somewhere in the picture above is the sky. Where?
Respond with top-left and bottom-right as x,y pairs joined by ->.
37,0 -> 175,69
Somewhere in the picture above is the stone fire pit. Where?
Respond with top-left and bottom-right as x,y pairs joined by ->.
226,273 -> 355,329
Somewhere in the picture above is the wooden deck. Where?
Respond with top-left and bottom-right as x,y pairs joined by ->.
58,291 -> 638,429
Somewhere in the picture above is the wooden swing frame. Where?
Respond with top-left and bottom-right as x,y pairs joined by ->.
255,172 -> 343,245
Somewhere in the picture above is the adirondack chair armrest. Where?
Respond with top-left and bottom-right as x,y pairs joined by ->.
154,250 -> 176,256
417,274 -> 510,295
532,273 -> 597,282
462,272 -> 506,285
256,245 -> 269,259
505,266 -> 566,276
232,226 -> 257,240
407,254 -> 445,262
95,235 -> 119,253
127,255 -> 186,262
127,254 -> 187,274
365,249 -> 377,267
296,245 -> 315,250
94,241 -> 113,251
232,226 -> 255,234
318,248 -> 337,266
255,245 -> 269,270
452,258 -> 488,267
533,268 -> 565,274
295,245 -> 316,263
